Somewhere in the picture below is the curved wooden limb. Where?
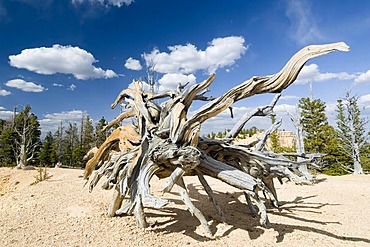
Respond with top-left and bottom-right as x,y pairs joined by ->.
199,153 -> 274,227
149,91 -> 178,100
162,167 -> 185,194
111,87 -> 135,109
246,190 -> 271,228
243,192 -> 258,216
199,153 -> 260,192
196,169 -> 226,222
84,125 -> 140,179
83,147 -> 98,160
104,151 -> 136,187
234,145 -> 309,168
261,176 -> 278,205
86,151 -> 125,192
119,171 -> 129,196
167,75 -> 215,142
255,117 -> 282,151
182,74 -> 216,107
133,194 -> 148,228
176,177 -> 212,237
194,89 -> 216,102
198,138 -> 317,191
107,187 -> 124,217
226,93 -> 281,140
115,193 -> 148,228
89,159 -> 113,192
138,161 -> 169,209
87,163 -> 105,192
298,164 -> 315,181
115,158 -> 143,217
286,106 -> 316,181
133,81 -> 156,130
177,42 -> 349,144
102,109 -> 136,132
115,157 -> 168,225
270,166 -> 312,185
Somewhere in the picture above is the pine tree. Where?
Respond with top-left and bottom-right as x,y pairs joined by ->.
95,117 -> 107,147
50,116 -> 96,168
269,115 -> 280,152
63,123 -> 79,167
0,119 -> 5,132
299,98 -> 326,152
72,114 -> 95,168
53,122 -> 64,165
298,97 -> 339,168
360,141 -> 370,173
72,143 -> 87,168
39,132 -> 57,166
0,120 -> 17,166
82,115 -> 95,149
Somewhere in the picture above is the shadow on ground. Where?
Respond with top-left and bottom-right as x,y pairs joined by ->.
144,181 -> 370,245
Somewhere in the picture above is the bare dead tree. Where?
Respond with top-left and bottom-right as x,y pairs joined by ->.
287,106 -> 315,181
337,92 -> 367,174
13,105 -> 41,169
84,42 -> 349,237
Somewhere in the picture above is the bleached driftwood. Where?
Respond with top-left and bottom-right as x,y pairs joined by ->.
84,42 -> 349,237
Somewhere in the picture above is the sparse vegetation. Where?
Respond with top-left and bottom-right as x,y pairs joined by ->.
30,166 -> 53,185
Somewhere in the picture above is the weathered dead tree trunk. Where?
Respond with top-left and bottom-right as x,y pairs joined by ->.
346,95 -> 364,175
336,92 -> 366,174
84,42 -> 349,237
287,107 -> 315,181
13,106 -> 39,170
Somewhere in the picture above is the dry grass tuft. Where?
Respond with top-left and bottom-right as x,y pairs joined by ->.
30,166 -> 53,185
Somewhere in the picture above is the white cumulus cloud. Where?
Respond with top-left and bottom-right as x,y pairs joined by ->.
5,79 -> 44,92
128,80 -> 151,93
9,44 -> 118,80
274,104 -> 297,114
354,69 -> 370,84
0,89 -> 11,96
157,73 -> 197,92
280,95 -> 299,101
72,0 -> 133,7
124,57 -> 142,71
108,0 -> 133,7
39,110 -> 86,134
358,94 -> 370,105
142,36 -> 247,74
127,73 -> 197,93
41,110 -> 85,122
0,109 -> 13,120
295,64 -> 356,84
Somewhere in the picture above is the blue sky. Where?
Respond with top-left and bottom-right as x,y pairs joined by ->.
1,0 -> 370,135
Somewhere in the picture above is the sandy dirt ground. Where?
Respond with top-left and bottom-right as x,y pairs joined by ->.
1,167 -> 369,247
